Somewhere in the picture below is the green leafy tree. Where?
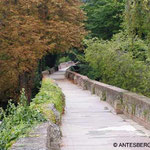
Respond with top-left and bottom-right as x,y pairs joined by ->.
84,37 -> 150,97
124,0 -> 150,61
83,0 -> 125,39
125,0 -> 150,40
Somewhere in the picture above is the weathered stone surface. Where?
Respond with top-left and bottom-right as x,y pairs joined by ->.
59,61 -> 75,70
47,104 -> 61,125
11,121 -> 62,150
123,92 -> 150,129
66,70 -> 150,129
93,81 -> 110,99
66,70 -> 125,114
51,70 -> 150,150
42,70 -> 49,78
49,67 -> 58,74
11,123 -> 49,150
42,67 -> 58,78
47,122 -> 61,150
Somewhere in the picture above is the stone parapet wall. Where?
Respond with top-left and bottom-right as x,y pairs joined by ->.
42,67 -> 58,78
11,74 -> 64,150
11,105 -> 62,150
59,61 -> 75,69
11,103 -> 64,150
66,70 -> 150,129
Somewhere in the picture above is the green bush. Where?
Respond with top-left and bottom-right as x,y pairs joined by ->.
32,78 -> 65,114
0,78 -> 65,150
82,0 -> 124,39
58,56 -> 71,64
83,36 -> 150,97
0,90 -> 46,150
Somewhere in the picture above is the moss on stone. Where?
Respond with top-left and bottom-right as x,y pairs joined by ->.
32,78 -> 65,115
102,92 -> 106,101
31,103 -> 56,123
131,104 -> 136,115
143,110 -> 149,118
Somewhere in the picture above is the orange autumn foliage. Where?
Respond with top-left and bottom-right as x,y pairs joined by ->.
0,0 -> 86,103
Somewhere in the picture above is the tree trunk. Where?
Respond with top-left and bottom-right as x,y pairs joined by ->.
19,72 -> 32,104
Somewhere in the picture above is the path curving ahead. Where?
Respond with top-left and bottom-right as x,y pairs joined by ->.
49,70 -> 150,150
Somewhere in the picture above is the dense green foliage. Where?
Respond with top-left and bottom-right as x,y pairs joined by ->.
125,0 -> 150,41
82,0 -> 124,39
83,37 -> 150,96
58,56 -> 71,64
32,78 -> 65,115
0,90 -> 46,150
71,0 -> 150,98
0,78 -> 64,149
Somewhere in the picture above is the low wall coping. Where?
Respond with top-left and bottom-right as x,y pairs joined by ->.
66,70 -> 150,129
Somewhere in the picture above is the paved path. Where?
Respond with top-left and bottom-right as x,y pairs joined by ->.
50,70 -> 150,150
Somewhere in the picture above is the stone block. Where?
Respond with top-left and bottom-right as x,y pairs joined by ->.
123,92 -> 150,129
47,122 -> 61,150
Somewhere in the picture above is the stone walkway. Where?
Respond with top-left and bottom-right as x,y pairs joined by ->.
50,70 -> 150,150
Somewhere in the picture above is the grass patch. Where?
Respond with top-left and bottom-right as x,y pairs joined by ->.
32,78 -> 65,115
